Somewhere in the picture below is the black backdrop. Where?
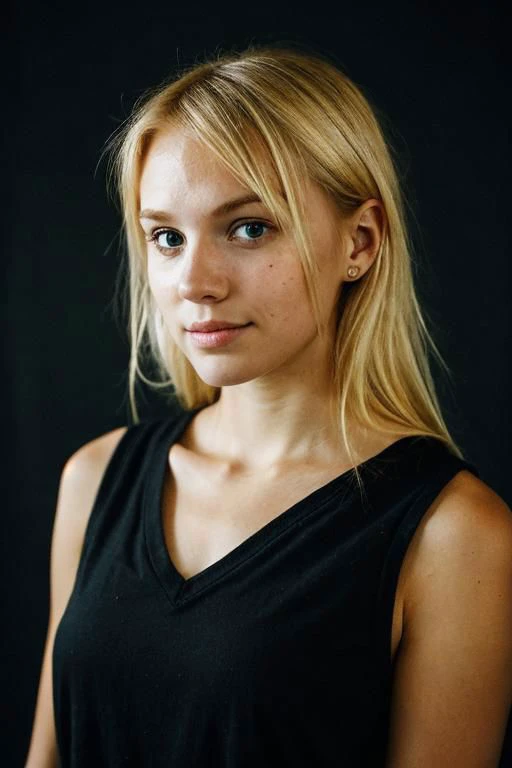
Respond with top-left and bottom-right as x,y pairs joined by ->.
4,1 -> 510,765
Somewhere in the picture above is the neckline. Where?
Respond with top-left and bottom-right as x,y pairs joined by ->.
144,407 -> 420,607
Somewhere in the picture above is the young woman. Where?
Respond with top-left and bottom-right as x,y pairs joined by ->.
26,45 -> 512,767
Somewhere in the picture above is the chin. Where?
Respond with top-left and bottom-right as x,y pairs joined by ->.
192,363 -> 263,388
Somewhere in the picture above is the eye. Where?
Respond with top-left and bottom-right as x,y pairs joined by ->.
145,219 -> 274,257
148,229 -> 184,252
229,220 -> 273,244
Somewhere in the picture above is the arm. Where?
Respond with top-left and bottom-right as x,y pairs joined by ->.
385,470 -> 512,768
24,427 -> 127,768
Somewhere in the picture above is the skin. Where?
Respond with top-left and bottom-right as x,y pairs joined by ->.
139,124 -> 389,473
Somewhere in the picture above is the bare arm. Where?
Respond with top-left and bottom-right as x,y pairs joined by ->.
385,470 -> 512,767
24,426 -> 127,768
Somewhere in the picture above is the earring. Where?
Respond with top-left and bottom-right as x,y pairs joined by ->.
347,266 -> 360,279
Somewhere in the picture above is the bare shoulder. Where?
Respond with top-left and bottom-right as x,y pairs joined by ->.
433,467 -> 512,524
386,469 -> 512,766
63,425 -> 129,480
51,425 -> 130,602
423,468 -> 512,537
402,469 -> 512,612
57,426 -> 129,550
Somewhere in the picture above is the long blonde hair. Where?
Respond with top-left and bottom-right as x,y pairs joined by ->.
105,43 -> 465,492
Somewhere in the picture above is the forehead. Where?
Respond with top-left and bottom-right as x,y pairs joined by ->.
139,125 -> 262,205
138,123 -> 341,238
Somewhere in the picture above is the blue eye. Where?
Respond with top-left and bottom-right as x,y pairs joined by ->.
154,230 -> 183,249
231,221 -> 270,241
147,220 -> 274,256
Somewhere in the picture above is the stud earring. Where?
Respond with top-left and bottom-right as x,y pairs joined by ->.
347,266 -> 360,279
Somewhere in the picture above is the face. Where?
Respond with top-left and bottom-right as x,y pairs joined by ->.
138,125 -> 349,390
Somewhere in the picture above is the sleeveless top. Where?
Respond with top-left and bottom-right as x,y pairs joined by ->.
52,406 -> 481,767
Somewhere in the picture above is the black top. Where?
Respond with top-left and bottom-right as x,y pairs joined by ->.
53,407 -> 481,767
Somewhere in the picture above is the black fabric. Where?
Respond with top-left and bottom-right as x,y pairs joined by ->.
53,406 -> 481,767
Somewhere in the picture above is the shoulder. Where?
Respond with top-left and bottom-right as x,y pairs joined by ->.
62,426 -> 129,486
58,426 -> 129,538
419,467 -> 512,542
387,470 -> 512,765
402,468 -> 512,629
47,427 -> 130,616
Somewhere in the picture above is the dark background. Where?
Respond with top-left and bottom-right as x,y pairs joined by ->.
4,0 -> 510,765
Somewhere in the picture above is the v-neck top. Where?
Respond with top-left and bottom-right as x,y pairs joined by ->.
52,406 -> 480,767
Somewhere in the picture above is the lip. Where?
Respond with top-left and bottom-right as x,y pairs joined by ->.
186,320 -> 249,332
187,323 -> 252,349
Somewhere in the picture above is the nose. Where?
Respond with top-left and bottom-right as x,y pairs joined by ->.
176,236 -> 230,303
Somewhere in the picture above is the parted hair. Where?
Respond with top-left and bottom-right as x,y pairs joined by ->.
105,43 -> 464,492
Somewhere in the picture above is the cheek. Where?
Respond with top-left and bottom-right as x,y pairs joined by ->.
147,261 -> 174,303
257,268 -> 313,326
147,269 -> 181,333
265,260 -> 308,301
256,269 -> 290,312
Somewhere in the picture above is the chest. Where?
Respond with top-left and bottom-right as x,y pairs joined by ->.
160,457 -> 340,577
160,450 -> 405,663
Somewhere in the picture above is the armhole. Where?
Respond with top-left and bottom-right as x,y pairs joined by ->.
375,456 -> 480,684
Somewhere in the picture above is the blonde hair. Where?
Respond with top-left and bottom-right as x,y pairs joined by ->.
105,43 -> 465,493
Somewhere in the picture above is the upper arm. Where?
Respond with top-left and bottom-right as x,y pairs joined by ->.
25,426 -> 128,768
386,470 -> 512,768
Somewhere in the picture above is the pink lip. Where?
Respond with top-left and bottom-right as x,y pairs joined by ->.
187,323 -> 252,348
187,320 -> 248,332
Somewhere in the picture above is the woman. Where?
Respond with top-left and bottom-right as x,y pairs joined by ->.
26,45 -> 512,767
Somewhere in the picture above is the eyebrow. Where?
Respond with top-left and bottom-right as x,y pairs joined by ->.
139,193 -> 264,222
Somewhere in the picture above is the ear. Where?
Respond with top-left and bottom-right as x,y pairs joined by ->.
346,199 -> 385,274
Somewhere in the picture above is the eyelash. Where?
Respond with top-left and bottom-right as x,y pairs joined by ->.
146,220 -> 275,256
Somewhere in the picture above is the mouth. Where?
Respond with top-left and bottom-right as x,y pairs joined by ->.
186,323 -> 253,348
187,323 -> 252,333
186,321 -> 253,333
